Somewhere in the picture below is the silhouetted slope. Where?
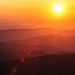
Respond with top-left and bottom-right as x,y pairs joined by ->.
0,54 -> 75,75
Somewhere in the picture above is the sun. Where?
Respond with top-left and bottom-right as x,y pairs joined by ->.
50,2 -> 66,17
55,5 -> 63,13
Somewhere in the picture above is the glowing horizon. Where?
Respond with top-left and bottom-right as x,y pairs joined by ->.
0,0 -> 75,30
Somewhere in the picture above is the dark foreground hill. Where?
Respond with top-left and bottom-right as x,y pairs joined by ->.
0,54 -> 75,75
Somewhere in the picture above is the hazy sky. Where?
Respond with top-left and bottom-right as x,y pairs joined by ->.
0,0 -> 75,29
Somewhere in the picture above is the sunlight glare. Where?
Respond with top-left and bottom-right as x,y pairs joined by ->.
55,5 -> 63,13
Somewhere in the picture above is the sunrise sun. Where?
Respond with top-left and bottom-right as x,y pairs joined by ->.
55,5 -> 63,13
50,3 -> 65,17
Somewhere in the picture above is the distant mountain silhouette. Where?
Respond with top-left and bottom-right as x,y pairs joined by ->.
19,34 -> 75,51
0,34 -> 74,62
0,28 -> 75,42
0,28 -> 75,62
0,28 -> 55,42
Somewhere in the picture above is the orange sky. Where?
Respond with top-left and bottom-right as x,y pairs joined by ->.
0,0 -> 75,30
